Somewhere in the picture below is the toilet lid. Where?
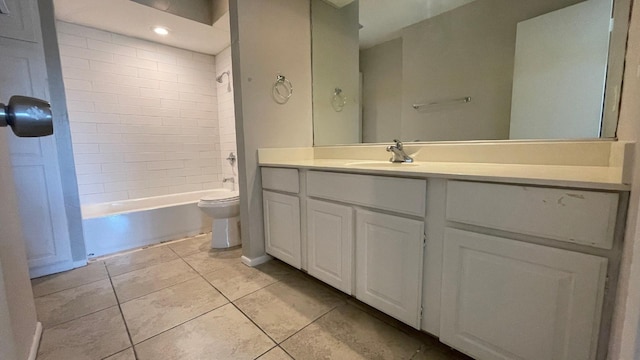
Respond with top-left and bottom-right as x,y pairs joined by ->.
201,190 -> 239,202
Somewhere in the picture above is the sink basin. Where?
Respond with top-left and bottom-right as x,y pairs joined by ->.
345,161 -> 420,168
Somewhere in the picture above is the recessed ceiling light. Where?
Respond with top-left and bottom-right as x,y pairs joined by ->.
152,26 -> 169,36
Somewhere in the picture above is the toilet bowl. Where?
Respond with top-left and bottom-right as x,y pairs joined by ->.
197,189 -> 241,249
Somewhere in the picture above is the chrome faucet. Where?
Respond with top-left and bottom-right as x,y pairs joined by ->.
386,139 -> 414,163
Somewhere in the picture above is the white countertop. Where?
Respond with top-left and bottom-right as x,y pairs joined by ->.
259,158 -> 631,191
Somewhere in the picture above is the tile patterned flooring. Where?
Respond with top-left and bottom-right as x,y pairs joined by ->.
32,234 -> 471,360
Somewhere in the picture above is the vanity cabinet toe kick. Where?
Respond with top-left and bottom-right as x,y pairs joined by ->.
260,166 -> 626,360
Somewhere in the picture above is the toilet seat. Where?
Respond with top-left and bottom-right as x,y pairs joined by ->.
199,190 -> 239,205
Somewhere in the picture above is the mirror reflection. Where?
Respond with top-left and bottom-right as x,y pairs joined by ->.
311,0 -> 626,145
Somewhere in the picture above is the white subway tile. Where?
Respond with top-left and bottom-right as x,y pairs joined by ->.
96,124 -> 124,133
113,54 -> 157,70
64,79 -> 92,91
73,143 -> 100,154
140,107 -> 179,118
115,76 -> 159,89
111,33 -> 158,52
177,82 -> 215,95
139,88 -> 179,100
70,122 -> 97,134
74,153 -> 123,165
58,23 -> 234,203
136,49 -> 177,64
90,60 -> 138,77
101,162 -> 141,173
104,180 -> 147,192
81,191 -> 129,204
59,45 -> 113,62
87,39 -> 137,57
138,69 -> 178,82
124,152 -> 165,162
147,160 -> 184,170
61,56 -> 90,69
58,33 -> 88,48
165,167 -> 201,178
178,92 -> 215,104
67,100 -> 95,113
167,184 -> 203,193
72,132 -> 122,144
75,163 -> 102,175
78,183 -> 105,195
69,112 -> 120,124
92,82 -> 141,97
118,95 -> 162,108
128,187 -> 169,199
120,115 -> 162,126
165,151 -> 199,160
94,102 -> 141,115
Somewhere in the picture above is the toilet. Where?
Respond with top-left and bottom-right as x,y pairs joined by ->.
197,189 -> 241,248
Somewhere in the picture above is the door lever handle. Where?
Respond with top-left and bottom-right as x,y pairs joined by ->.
0,96 -> 53,137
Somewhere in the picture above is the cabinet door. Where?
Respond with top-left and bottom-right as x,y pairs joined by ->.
355,209 -> 424,328
307,199 -> 353,294
263,191 -> 301,268
441,228 -> 607,360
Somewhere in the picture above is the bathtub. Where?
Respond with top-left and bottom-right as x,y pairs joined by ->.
82,189 -> 219,258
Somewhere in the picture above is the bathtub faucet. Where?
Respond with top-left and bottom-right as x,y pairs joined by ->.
223,177 -> 235,183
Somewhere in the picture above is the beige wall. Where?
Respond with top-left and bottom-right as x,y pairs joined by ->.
608,0 -> 640,357
360,38 -> 402,143
230,0 -> 313,261
0,131 -> 38,360
312,0 -> 360,145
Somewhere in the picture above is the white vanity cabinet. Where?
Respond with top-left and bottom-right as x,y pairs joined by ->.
305,171 -> 428,327
356,209 -> 424,328
260,166 -> 624,360
440,229 -> 607,360
441,181 -> 616,360
262,168 -> 302,269
306,198 -> 353,294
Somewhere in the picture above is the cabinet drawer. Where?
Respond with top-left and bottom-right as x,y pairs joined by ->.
446,181 -> 618,249
261,167 -> 299,194
307,171 -> 426,217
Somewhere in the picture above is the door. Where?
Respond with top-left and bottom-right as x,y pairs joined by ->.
1,0 -> 74,277
263,191 -> 301,268
440,228 -> 607,360
307,199 -> 353,294
355,209 -> 424,328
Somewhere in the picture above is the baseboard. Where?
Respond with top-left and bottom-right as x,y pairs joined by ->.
241,254 -> 272,267
27,322 -> 42,360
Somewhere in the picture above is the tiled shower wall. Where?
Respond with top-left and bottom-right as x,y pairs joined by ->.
57,21 -> 235,204
215,46 -> 238,188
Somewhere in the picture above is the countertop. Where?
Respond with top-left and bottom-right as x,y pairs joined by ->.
259,158 -> 631,191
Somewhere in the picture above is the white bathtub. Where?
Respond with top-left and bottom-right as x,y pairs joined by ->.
82,189 -> 219,258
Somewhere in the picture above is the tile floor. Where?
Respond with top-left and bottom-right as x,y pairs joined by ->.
31,234 -> 471,360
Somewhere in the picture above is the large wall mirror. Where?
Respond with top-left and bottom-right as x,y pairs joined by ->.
311,0 -> 630,145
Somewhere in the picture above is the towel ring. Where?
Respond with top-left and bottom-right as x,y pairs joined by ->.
331,88 -> 347,112
272,75 -> 293,104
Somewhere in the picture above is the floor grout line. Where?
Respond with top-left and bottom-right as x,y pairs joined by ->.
106,265 -> 141,360
32,262 -> 109,299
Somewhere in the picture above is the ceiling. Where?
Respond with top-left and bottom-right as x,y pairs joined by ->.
359,0 -> 476,49
52,0 -> 231,55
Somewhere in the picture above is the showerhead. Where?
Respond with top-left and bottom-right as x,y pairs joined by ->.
216,71 -> 231,92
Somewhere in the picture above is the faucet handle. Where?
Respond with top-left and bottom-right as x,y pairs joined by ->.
392,139 -> 403,150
